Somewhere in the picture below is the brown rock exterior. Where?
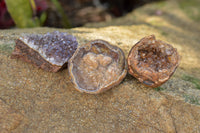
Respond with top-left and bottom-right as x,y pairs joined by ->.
127,35 -> 180,88
11,31 -> 78,72
68,39 -> 127,94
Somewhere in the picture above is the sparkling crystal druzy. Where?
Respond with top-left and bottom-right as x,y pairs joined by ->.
11,31 -> 78,72
127,35 -> 180,88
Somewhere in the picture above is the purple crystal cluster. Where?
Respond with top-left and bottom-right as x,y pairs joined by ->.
20,31 -> 78,66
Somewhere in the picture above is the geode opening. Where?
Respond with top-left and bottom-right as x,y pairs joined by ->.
11,31 -> 78,72
128,35 -> 180,87
68,40 -> 127,94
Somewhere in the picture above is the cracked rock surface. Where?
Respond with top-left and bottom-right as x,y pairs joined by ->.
0,0 -> 200,132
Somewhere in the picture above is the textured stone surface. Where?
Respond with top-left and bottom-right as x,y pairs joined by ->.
0,99 -> 23,132
0,0 -> 200,132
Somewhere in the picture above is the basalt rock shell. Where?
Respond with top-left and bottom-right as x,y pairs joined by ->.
127,35 -> 180,88
11,31 -> 78,72
68,39 -> 127,94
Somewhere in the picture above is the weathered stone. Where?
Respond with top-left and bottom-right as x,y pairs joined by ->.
127,35 -> 180,87
0,0 -> 200,132
0,99 -> 23,132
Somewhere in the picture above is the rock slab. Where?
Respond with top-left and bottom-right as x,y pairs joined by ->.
0,0 -> 200,132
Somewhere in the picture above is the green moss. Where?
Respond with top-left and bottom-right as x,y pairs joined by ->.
179,0 -> 200,21
0,43 -> 15,54
184,95 -> 200,105
161,31 -> 168,36
154,86 -> 165,91
5,0 -> 40,28
182,75 -> 200,90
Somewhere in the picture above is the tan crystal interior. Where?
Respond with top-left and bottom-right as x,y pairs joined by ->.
71,42 -> 125,92
136,41 -> 176,73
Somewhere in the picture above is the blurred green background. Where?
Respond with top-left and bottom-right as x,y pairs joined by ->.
0,0 -> 200,29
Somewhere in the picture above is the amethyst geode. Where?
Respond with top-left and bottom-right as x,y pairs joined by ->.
11,31 -> 78,72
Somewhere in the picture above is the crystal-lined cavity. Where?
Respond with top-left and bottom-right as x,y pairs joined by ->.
11,31 -> 78,72
127,35 -> 180,87
19,31 -> 78,66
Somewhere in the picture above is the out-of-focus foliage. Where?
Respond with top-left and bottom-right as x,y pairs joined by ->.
34,0 -> 48,25
4,0 -> 71,28
5,0 -> 40,28
51,0 -> 71,28
0,0 -> 14,28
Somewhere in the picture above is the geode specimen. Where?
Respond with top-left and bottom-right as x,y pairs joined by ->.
11,31 -> 78,72
127,35 -> 180,88
68,40 -> 127,94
